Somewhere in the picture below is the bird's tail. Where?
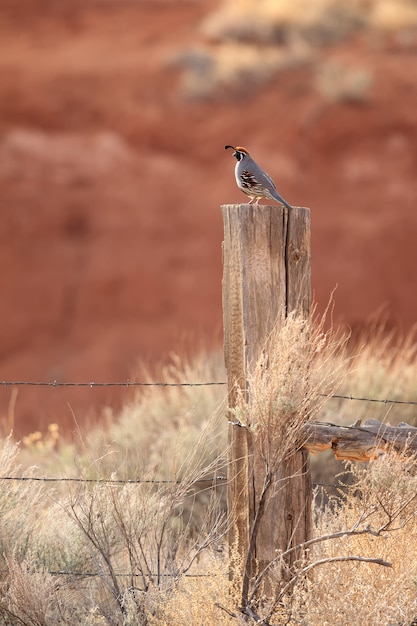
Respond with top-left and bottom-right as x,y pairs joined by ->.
270,188 -> 293,210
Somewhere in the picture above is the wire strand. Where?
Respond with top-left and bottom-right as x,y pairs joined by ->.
0,475 -> 345,490
0,568 -> 214,579
0,380 -> 227,388
324,393 -> 417,406
0,475 -> 227,485
1,379 -> 416,406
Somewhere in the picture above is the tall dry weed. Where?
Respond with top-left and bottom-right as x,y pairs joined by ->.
87,350 -> 227,481
235,310 -> 347,466
0,556 -> 81,626
0,438 -> 46,564
323,321 -> 417,426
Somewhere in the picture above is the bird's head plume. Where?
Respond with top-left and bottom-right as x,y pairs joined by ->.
225,145 -> 250,161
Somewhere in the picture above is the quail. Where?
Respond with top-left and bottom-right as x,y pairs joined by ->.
225,145 -> 292,209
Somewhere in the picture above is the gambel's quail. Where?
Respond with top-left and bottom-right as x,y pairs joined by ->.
225,145 -> 292,209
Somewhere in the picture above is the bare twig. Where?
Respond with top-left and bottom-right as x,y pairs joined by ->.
214,602 -> 239,619
249,523 -> 383,604
276,555 -> 391,603
241,471 -> 272,608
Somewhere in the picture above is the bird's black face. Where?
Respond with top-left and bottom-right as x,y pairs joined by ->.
225,145 -> 247,161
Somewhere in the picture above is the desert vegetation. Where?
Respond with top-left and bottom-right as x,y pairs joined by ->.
2,1 -> 417,622
1,317 -> 417,625
180,0 -> 417,100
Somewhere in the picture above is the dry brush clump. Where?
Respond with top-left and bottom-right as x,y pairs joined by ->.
0,555 -> 84,626
114,449 -> 417,626
287,451 -> 417,626
235,310 -> 347,467
0,406 -> 230,625
146,556 -> 233,626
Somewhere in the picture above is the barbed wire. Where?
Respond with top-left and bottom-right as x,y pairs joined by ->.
0,475 -> 344,489
0,568 -> 214,579
0,475 -> 227,485
325,393 -> 417,406
0,380 -> 227,388
1,379 -> 417,406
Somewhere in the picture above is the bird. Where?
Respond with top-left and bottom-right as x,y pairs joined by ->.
224,145 -> 292,209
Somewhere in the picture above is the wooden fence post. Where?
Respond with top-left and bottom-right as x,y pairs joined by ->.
222,203 -> 312,594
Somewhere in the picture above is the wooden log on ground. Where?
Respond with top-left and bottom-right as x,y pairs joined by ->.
300,419 -> 417,461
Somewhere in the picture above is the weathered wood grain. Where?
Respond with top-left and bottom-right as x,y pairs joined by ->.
222,203 -> 311,587
301,419 -> 417,461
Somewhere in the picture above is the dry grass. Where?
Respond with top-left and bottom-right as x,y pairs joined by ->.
148,557 -> 233,626
289,452 -> 417,626
0,418 -> 229,624
1,324 -> 417,623
0,354 -> 229,624
152,451 -> 417,626
97,350 -> 227,479
323,321 -> 417,426
241,310 -> 347,464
